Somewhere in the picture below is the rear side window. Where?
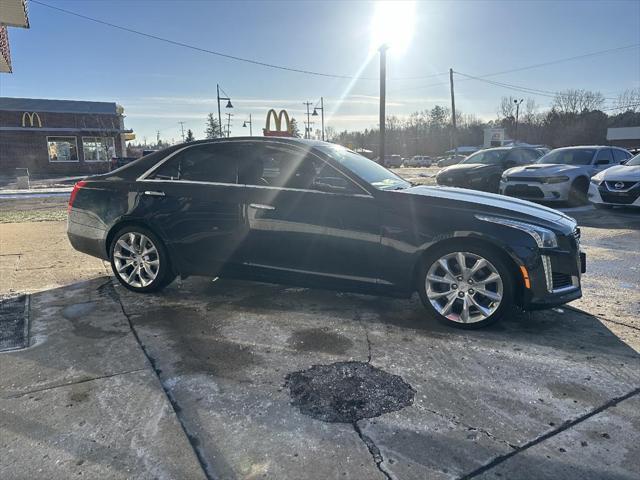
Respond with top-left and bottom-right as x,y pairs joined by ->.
595,149 -> 614,164
612,149 -> 629,163
150,144 -> 241,183
507,149 -> 540,164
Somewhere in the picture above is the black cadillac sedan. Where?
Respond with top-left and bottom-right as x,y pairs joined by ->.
436,147 -> 543,193
68,138 -> 585,328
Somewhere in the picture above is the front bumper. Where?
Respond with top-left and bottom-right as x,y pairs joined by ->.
519,230 -> 585,310
588,182 -> 640,207
500,179 -> 571,202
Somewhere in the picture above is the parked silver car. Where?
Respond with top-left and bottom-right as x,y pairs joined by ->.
500,146 -> 633,206
404,155 -> 433,167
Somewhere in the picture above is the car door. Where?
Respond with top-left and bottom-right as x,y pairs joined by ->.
237,142 -> 382,286
137,142 -> 247,276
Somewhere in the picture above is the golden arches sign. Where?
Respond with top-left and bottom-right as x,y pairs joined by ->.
263,109 -> 293,137
21,112 -> 42,128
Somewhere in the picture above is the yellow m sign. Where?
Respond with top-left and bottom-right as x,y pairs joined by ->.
263,109 -> 293,137
21,112 -> 42,128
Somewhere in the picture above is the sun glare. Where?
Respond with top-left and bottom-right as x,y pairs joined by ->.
370,0 -> 416,54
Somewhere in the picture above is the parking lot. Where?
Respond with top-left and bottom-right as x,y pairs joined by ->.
1,181 -> 639,479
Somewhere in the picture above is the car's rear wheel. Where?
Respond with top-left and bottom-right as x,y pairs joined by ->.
568,178 -> 588,206
418,244 -> 514,329
109,226 -> 174,293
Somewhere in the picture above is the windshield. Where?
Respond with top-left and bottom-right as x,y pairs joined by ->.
315,145 -> 411,190
538,149 -> 595,165
627,154 -> 640,166
460,150 -> 508,165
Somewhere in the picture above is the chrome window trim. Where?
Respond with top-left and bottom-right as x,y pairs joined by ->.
137,178 -> 374,198
135,139 -> 374,198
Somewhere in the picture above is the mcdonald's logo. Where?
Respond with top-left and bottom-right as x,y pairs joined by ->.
263,109 -> 293,137
21,112 -> 42,128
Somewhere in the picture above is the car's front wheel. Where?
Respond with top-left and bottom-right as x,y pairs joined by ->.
418,244 -> 515,328
109,226 -> 174,293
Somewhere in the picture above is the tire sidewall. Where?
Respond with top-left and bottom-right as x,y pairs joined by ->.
109,226 -> 171,293
418,242 -> 515,329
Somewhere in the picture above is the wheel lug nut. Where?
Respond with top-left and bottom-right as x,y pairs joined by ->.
468,279 -> 473,284
469,288 -> 474,294
457,276 -> 463,281
458,292 -> 464,298
452,284 -> 458,289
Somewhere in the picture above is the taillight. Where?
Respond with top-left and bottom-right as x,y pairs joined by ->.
68,181 -> 87,213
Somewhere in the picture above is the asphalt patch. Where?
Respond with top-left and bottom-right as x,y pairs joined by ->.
285,361 -> 415,423
0,295 -> 29,352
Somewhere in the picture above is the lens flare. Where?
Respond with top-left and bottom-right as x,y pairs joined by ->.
370,1 -> 416,53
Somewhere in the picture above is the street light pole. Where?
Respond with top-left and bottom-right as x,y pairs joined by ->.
225,113 -> 233,138
312,97 -> 325,141
243,114 -> 253,136
303,101 -> 313,139
514,98 -> 524,144
379,44 -> 388,165
217,84 -> 233,138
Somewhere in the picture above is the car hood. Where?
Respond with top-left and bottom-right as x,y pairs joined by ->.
593,164 -> 640,182
438,163 -> 498,175
505,163 -> 585,177
402,185 -> 576,229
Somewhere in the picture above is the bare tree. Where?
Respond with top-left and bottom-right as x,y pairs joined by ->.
552,89 -> 605,114
497,96 -> 517,119
615,88 -> 640,112
324,126 -> 336,142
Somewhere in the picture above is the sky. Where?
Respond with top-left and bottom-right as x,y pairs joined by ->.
1,0 -> 639,144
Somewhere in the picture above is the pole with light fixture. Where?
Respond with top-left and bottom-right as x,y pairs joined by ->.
513,98 -> 524,144
312,97 -> 325,141
243,114 -> 253,136
379,44 -> 388,165
217,84 -> 233,138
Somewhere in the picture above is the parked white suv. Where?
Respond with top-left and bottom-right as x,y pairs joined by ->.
499,146 -> 633,206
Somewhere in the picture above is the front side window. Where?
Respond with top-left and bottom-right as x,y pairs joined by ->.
538,149 -> 595,165
460,149 -> 509,165
612,149 -> 629,163
150,144 -> 240,183
315,144 -> 409,191
240,144 -> 361,194
47,137 -> 78,162
594,149 -> 614,164
83,137 -> 115,162
627,154 -> 640,166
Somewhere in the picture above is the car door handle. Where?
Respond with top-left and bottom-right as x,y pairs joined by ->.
249,203 -> 275,211
143,190 -> 165,197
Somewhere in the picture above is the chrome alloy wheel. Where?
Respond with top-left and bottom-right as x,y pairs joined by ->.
425,251 -> 503,323
112,232 -> 160,288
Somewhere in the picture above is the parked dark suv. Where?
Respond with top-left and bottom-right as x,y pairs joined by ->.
436,147 -> 543,193
68,138 -> 584,328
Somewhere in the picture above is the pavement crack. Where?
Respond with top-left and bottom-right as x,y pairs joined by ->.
354,310 -> 373,363
422,407 -> 517,450
4,368 -> 147,399
458,386 -> 640,479
353,420 -> 393,480
110,280 -> 214,480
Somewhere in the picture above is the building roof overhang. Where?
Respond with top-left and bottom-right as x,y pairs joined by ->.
0,0 -> 30,28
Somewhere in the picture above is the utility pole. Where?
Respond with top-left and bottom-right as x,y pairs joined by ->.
225,113 -> 233,138
178,121 -> 185,142
379,45 -> 388,165
303,101 -> 313,139
449,68 -> 457,154
514,98 -> 524,144
319,97 -> 325,141
156,130 -> 160,146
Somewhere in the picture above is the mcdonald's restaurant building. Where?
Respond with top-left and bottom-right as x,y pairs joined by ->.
0,97 -> 133,176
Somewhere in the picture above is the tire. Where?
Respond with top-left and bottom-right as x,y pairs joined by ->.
417,242 -> 515,329
568,178 -> 588,207
109,225 -> 175,293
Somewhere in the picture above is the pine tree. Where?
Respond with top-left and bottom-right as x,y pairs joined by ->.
185,129 -> 195,142
289,118 -> 301,138
205,113 -> 222,139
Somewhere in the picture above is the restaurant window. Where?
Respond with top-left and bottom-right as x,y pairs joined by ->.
47,137 -> 79,162
83,137 -> 115,162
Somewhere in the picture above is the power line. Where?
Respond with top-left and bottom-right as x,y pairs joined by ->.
30,0 -> 378,81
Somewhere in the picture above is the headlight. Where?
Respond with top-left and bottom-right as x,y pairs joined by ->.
542,176 -> 569,184
476,215 -> 558,248
590,178 -> 602,185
